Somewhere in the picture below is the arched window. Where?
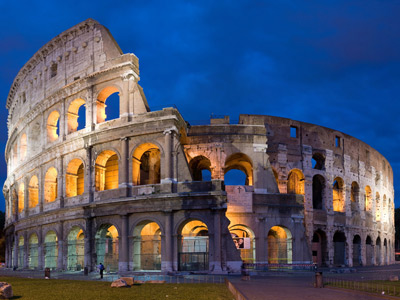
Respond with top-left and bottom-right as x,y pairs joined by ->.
67,98 -> 86,133
224,153 -> 253,186
95,150 -> 119,191
333,231 -> 346,266
95,224 -> 119,272
28,233 -> 39,269
20,133 -> 27,161
96,86 -> 120,123
311,153 -> 325,170
287,169 -> 304,195
332,177 -> 344,212
365,186 -> 372,211
132,143 -> 160,185
312,175 -> 325,210
268,226 -> 292,264
66,159 -> 84,197
44,231 -> 58,269
67,226 -> 84,271
47,111 -> 60,142
132,221 -> 161,271
351,182 -> 360,212
229,224 -> 255,263
18,183 -> 24,213
44,167 -> 58,203
28,176 -> 39,209
189,156 -> 212,181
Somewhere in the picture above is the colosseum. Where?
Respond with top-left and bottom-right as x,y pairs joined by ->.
3,19 -> 395,274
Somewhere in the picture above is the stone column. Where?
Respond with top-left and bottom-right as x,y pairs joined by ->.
60,98 -> 66,141
119,215 -> 129,271
119,137 -> 130,197
211,211 -> 222,273
24,231 -> 29,268
86,86 -> 94,131
256,217 -> 267,264
24,177 -> 29,218
84,218 -> 93,271
58,221 -> 64,270
39,166 -> 44,212
120,75 -> 131,121
163,211 -> 173,271
162,129 -> 174,183
347,232 -> 353,267
13,234 -> 18,268
85,146 -> 94,203
38,228 -> 43,270
58,155 -> 64,208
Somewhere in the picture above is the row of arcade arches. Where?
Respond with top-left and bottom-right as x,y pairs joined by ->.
13,221 -> 293,271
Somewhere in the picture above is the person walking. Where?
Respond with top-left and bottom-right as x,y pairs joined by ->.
98,263 -> 105,279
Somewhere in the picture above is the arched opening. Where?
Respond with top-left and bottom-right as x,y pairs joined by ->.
132,221 -> 161,271
132,143 -> 160,185
333,231 -> 346,266
189,156 -> 212,181
96,86 -> 120,123
229,224 -> 255,263
12,189 -> 17,217
67,226 -> 85,271
44,167 -> 58,203
268,226 -> 292,264
352,235 -> 361,266
18,183 -> 24,213
224,153 -> 253,186
332,177 -> 344,212
95,224 -> 119,272
28,176 -> 39,209
28,233 -> 38,269
20,133 -> 27,161
18,236 -> 24,269
67,98 -> 86,133
312,230 -> 327,267
384,238 -> 388,265
66,159 -> 84,197
312,175 -> 325,210
47,111 -> 60,142
178,220 -> 209,271
44,230 -> 58,270
376,192 -> 381,221
312,153 -> 325,170
351,182 -> 360,212
95,150 -> 119,191
365,186 -> 372,211
376,237 -> 381,265
287,169 -> 305,195
366,236 -> 373,266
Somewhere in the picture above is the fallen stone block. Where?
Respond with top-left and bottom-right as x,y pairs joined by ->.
0,282 -> 13,299
146,280 -> 166,284
120,277 -> 134,286
111,279 -> 129,288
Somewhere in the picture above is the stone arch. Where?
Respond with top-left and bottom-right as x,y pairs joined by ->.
384,238 -> 388,265
44,167 -> 58,203
66,158 -> 85,197
229,224 -> 255,263
95,150 -> 119,191
333,231 -> 346,266
47,110 -> 60,142
20,133 -> 27,161
95,223 -> 120,272
267,225 -> 292,264
365,186 -> 372,211
332,177 -> 345,212
312,229 -> 327,266
96,86 -> 121,123
351,181 -> 360,212
132,220 -> 162,271
44,230 -> 58,269
365,235 -> 373,266
178,219 -> 209,271
376,236 -> 381,265
224,153 -> 253,186
287,169 -> 304,195
352,234 -> 362,266
67,98 -> 86,133
18,183 -> 24,213
312,175 -> 325,210
189,155 -> 212,181
67,226 -> 85,271
132,143 -> 161,185
28,176 -> 39,209
28,233 -> 39,269
312,153 -> 325,170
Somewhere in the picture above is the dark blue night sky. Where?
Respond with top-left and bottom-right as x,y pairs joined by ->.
0,1 -> 399,211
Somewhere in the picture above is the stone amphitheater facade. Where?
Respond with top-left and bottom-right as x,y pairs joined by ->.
3,19 -> 394,273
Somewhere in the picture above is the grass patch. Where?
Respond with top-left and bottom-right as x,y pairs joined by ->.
325,278 -> 400,297
0,276 -> 234,300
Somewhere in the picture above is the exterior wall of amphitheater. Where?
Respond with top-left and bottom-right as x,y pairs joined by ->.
3,19 -> 394,273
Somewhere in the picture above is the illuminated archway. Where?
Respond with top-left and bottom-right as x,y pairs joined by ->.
189,155 -> 212,181
178,220 -> 209,271
332,177 -> 344,212
18,183 -> 24,213
66,159 -> 84,197
95,150 -> 119,191
44,230 -> 58,269
132,143 -> 160,185
287,169 -> 304,195
67,226 -> 85,271
28,233 -> 38,269
312,230 -> 327,267
376,237 -> 381,265
18,236 -> 24,269
47,111 -> 60,142
365,186 -> 372,211
224,153 -> 253,186
132,221 -> 161,271
67,98 -> 86,133
28,176 -> 39,209
44,167 -> 58,203
268,226 -> 292,264
96,86 -> 120,123
95,224 -> 119,272
351,182 -> 360,212
20,133 -> 27,161
229,224 -> 255,263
